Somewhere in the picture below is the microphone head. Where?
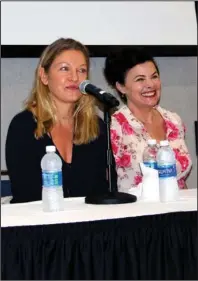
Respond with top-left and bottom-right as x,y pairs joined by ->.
79,80 -> 90,94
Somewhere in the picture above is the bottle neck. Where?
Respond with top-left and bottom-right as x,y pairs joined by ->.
148,144 -> 156,148
160,145 -> 169,148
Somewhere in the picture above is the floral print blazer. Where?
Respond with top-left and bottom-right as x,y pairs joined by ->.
110,105 -> 192,192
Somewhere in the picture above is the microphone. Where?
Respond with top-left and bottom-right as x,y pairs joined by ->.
79,81 -> 136,205
79,80 -> 119,108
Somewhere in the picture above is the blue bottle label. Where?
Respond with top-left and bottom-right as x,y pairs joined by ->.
143,161 -> 157,169
157,164 -> 177,178
42,171 -> 62,187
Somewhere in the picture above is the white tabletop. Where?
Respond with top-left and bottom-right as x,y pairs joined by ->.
1,189 -> 197,228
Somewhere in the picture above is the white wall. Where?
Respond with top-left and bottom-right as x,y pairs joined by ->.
2,1 -> 197,45
1,57 -> 197,188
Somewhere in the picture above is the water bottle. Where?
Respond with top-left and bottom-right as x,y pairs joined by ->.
41,145 -> 64,212
156,140 -> 179,202
143,139 -> 158,169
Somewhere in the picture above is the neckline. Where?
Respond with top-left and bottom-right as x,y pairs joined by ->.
47,132 -> 73,165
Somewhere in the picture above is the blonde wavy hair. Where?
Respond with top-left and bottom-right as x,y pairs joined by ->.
25,38 -> 99,144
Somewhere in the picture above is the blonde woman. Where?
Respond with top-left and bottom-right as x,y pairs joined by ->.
6,38 -> 116,203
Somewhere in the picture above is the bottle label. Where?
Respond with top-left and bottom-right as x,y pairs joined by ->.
143,161 -> 157,169
157,164 -> 177,178
42,171 -> 62,187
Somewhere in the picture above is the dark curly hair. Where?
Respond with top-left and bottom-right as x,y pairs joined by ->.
103,47 -> 159,103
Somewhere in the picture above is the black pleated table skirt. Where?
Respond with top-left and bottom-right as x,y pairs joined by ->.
1,211 -> 197,280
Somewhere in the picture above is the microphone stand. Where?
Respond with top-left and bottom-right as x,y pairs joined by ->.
85,104 -> 137,205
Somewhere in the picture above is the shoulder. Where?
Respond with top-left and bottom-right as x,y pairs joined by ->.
111,105 -> 131,124
110,106 -> 129,133
7,110 -> 37,136
157,106 -> 183,125
157,106 -> 187,135
112,105 -> 127,118
9,110 -> 36,127
10,109 -> 35,123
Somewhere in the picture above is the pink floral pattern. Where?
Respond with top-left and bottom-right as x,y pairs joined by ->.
111,105 -> 192,192
173,148 -> 190,172
134,174 -> 143,186
165,120 -> 179,140
117,154 -> 131,168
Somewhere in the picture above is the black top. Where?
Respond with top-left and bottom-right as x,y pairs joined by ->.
6,110 -> 117,203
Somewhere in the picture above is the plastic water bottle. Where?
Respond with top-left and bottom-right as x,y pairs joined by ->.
41,146 -> 64,212
156,140 -> 179,202
143,139 -> 158,169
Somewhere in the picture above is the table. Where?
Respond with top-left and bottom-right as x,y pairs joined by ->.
1,189 -> 197,280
